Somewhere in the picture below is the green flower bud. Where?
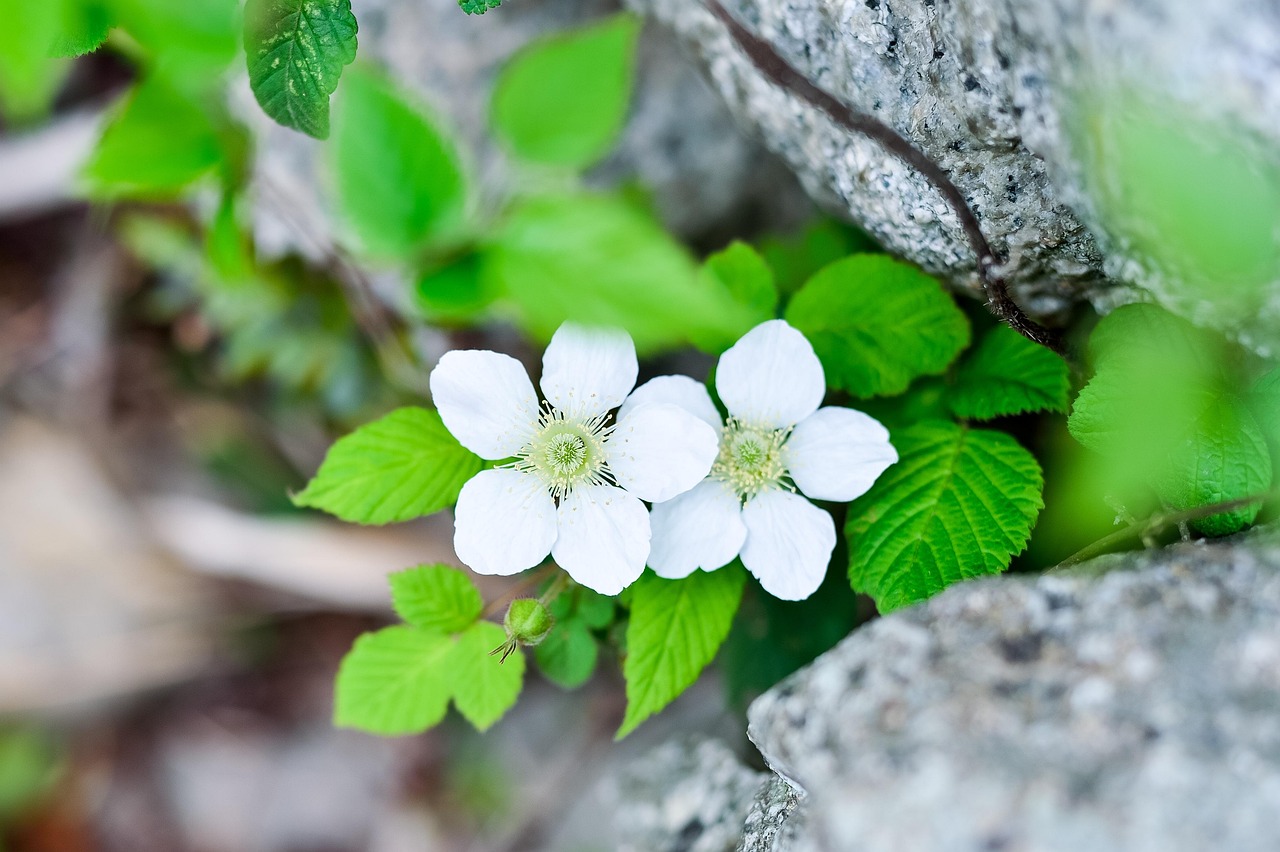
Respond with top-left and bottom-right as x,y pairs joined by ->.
504,598 -> 554,647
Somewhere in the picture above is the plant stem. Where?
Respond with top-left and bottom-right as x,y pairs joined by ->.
1050,490 -> 1278,571
480,563 -> 558,619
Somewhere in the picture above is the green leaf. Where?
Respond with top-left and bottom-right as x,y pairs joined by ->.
331,65 -> 466,258
414,254 -> 496,324
690,241 -> 778,352
107,0 -> 240,79
50,2 -> 113,57
618,566 -> 746,737
1153,396 -> 1271,537
534,620 -> 598,689
948,325 -> 1070,420
491,15 -> 639,168
785,254 -> 970,398
450,622 -> 525,731
759,218 -> 877,295
485,193 -> 755,353
0,2 -> 67,122
847,421 -> 1044,613
294,407 -> 482,525
244,0 -> 358,139
1251,367 -> 1280,453
460,0 -> 503,13
390,565 -> 483,634
0,728 -> 60,820
334,626 -> 454,735
82,78 -> 226,198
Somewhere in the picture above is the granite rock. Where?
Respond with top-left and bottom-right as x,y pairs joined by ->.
628,0 -> 1280,350
620,529 -> 1280,851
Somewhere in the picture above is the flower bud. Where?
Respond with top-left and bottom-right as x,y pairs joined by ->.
503,599 -> 554,647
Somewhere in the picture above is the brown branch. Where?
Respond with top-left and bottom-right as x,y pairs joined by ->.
704,0 -> 1066,356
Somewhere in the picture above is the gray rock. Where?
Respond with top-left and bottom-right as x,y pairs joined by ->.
243,0 -> 811,265
620,529 -> 1280,851
615,737 -> 773,852
628,0 -> 1280,350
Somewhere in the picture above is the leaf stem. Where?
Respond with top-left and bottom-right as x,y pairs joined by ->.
1050,490 -> 1278,571
479,563 -> 559,619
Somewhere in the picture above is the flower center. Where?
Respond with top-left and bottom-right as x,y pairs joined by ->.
512,404 -> 613,500
713,418 -> 791,501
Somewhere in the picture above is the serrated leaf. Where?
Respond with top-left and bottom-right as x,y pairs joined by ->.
847,421 -> 1043,613
485,193 -> 755,353
948,325 -> 1070,419
107,0 -> 240,80
334,626 -> 453,735
450,622 -> 525,731
618,566 -> 746,738
785,254 -> 970,398
691,241 -> 778,352
759,218 -> 877,295
244,0 -> 357,139
459,0 -> 502,14
82,77 -> 224,198
1154,396 -> 1271,537
390,565 -> 483,633
534,620 -> 598,689
331,65 -> 466,258
294,407 -> 482,525
491,15 -> 639,168
50,2 -> 113,57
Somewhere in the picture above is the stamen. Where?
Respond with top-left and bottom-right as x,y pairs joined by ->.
506,402 -> 616,501
712,417 -> 793,502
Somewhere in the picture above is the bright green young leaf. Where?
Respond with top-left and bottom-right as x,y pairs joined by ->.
0,2 -> 68,122
244,0 -> 358,139
690,241 -> 778,352
415,254 -> 496,324
82,78 -> 225,198
948,325 -> 1070,420
334,626 -> 454,735
491,15 -> 639,168
785,254 -> 970,397
331,65 -> 466,258
618,566 -> 746,738
485,193 -> 754,353
1153,396 -> 1272,537
390,565 -> 483,634
294,407 -> 482,524
460,0 -> 503,13
108,0 -> 239,78
50,1 -> 113,57
847,421 -> 1043,613
534,620 -> 598,689
1251,367 -> 1280,453
450,622 -> 526,731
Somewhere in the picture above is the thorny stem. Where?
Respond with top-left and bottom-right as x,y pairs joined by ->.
1050,490 -> 1278,571
703,0 -> 1067,357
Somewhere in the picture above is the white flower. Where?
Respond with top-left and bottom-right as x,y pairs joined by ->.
429,323 -> 719,595
635,319 -> 898,601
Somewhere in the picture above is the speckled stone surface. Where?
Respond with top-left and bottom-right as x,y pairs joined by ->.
628,0 -> 1280,350
619,529 -> 1280,851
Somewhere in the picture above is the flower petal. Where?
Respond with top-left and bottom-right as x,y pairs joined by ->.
430,350 -> 539,459
715,319 -> 825,429
606,403 -> 719,503
740,490 -> 836,601
616,375 -> 723,434
552,484 -> 649,595
454,469 -> 557,576
786,407 -> 898,501
540,323 -> 638,419
648,479 -> 747,579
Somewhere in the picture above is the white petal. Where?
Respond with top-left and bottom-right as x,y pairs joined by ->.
740,490 -> 836,601
616,375 -> 724,435
786,407 -> 898,501
552,484 -> 649,595
715,319 -> 825,429
430,350 -> 539,459
540,323 -> 638,419
648,479 -> 747,579
606,403 -> 719,503
454,469 -> 557,576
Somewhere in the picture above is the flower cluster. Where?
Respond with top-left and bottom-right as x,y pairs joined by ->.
429,319 -> 897,601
